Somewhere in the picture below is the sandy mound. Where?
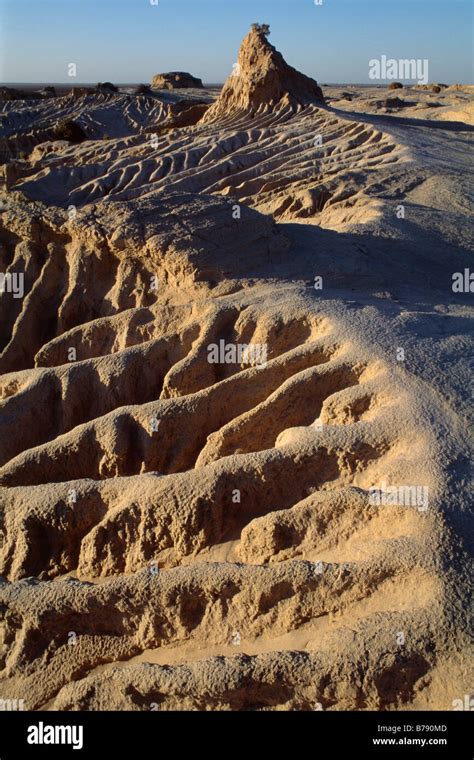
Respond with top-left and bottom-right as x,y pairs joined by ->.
435,101 -> 474,125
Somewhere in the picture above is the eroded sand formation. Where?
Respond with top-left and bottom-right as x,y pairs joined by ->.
0,26 -> 472,711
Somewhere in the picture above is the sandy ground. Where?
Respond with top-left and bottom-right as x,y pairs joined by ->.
0,29 -> 472,711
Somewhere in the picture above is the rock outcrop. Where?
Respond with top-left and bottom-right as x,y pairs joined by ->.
202,24 -> 324,122
97,81 -> 119,93
151,71 -> 204,90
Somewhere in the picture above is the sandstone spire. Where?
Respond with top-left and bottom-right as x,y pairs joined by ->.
202,24 -> 324,121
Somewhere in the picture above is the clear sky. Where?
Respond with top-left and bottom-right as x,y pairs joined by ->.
0,0 -> 472,85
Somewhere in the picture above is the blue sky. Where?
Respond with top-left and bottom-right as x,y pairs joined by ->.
0,0 -> 472,84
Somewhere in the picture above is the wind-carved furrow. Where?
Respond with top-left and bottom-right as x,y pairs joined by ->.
7,101 -> 404,228
0,334 -> 341,484
160,304 -> 244,397
0,543 -> 437,710
48,616 -> 436,710
0,223 -> 165,375
161,307 -> 327,398
0,233 -> 51,356
35,302 -> 204,367
0,193 -> 438,714
0,240 -> 69,372
0,339 -> 420,580
196,360 -> 361,466
0,327 -> 199,467
0,297 -> 431,585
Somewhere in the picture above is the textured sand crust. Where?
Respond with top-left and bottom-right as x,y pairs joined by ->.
0,29 -> 472,711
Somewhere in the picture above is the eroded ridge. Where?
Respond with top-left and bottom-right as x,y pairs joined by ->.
4,104 -> 405,230
1,28 -> 407,231
0,220 -> 444,709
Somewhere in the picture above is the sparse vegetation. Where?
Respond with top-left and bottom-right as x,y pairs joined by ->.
251,23 -> 270,36
135,84 -> 152,95
97,82 -> 118,93
53,119 -> 87,143
385,96 -> 405,109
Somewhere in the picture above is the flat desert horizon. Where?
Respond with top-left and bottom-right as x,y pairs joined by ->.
0,0 -> 472,748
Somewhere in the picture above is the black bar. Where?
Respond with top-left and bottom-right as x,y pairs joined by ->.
0,710 -> 470,758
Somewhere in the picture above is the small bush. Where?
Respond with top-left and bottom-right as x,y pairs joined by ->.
53,119 -> 87,143
384,97 -> 405,109
250,23 -> 270,36
135,84 -> 152,95
97,82 -> 118,93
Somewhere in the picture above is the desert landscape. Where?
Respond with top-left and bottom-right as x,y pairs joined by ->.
0,21 -> 472,713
